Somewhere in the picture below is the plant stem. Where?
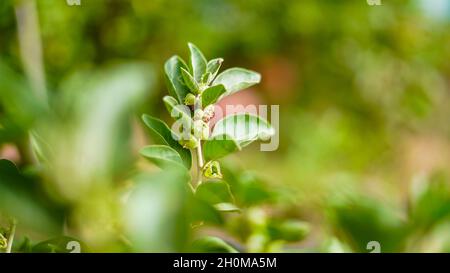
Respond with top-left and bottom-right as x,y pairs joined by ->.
6,219 -> 16,253
196,140 -> 204,186
194,96 -> 204,188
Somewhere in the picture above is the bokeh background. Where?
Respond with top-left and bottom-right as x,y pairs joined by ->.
0,0 -> 449,252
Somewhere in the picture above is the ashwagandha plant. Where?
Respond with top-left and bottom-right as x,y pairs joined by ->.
140,43 -> 274,196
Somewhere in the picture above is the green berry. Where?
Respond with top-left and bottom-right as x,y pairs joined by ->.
178,135 -> 198,149
184,93 -> 196,106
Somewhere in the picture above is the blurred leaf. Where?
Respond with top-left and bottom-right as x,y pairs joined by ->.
164,56 -> 190,103
410,173 -> 450,230
213,68 -> 261,96
201,84 -> 226,107
329,197 -> 407,252
223,168 -> 273,207
189,197 -> 223,226
268,220 -> 310,242
0,62 -> 47,142
0,159 -> 61,233
196,180 -> 234,205
214,202 -> 241,213
140,145 -> 186,170
211,113 -> 274,148
124,170 -> 190,252
188,43 -> 207,82
204,134 -> 241,162
191,236 -> 238,253
142,115 -> 191,169
15,236 -> 32,253
31,236 -> 86,253
181,67 -> 199,94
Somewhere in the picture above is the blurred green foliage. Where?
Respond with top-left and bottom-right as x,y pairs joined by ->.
0,0 -> 449,252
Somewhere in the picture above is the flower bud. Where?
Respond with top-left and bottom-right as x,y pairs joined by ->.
184,93 -> 196,106
203,161 -> 222,179
202,105 -> 215,122
178,135 -> 198,149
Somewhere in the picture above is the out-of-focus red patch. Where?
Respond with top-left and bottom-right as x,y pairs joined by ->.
260,56 -> 298,102
210,89 -> 263,126
0,144 -> 21,163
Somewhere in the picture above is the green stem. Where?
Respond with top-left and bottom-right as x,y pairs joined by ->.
196,140 -> 204,186
6,220 -> 16,253
194,96 -> 204,188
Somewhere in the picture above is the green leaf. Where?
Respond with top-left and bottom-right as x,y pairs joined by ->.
207,58 -> 223,77
142,115 -> 192,168
125,170 -> 190,252
268,220 -> 310,242
214,202 -> 241,212
191,236 -> 239,253
163,96 -> 192,122
162,95 -> 179,116
211,113 -> 274,147
0,159 -> 61,233
181,67 -> 200,94
204,134 -> 241,161
201,72 -> 212,84
140,145 -> 186,170
410,173 -> 450,230
238,172 -> 273,206
213,68 -> 261,95
188,43 -> 207,82
189,197 -> 223,226
164,55 -> 190,103
201,84 -> 226,107
330,196 -> 407,252
196,180 -> 235,205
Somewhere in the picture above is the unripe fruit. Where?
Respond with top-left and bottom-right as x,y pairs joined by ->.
178,135 -> 198,149
184,93 -> 196,106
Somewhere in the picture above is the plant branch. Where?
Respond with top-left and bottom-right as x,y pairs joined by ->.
194,96 -> 204,188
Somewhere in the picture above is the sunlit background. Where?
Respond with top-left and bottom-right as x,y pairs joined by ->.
0,0 -> 449,252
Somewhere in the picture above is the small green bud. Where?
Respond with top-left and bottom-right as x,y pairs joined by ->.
178,135 -> 198,149
203,161 -> 222,179
184,93 -> 196,106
